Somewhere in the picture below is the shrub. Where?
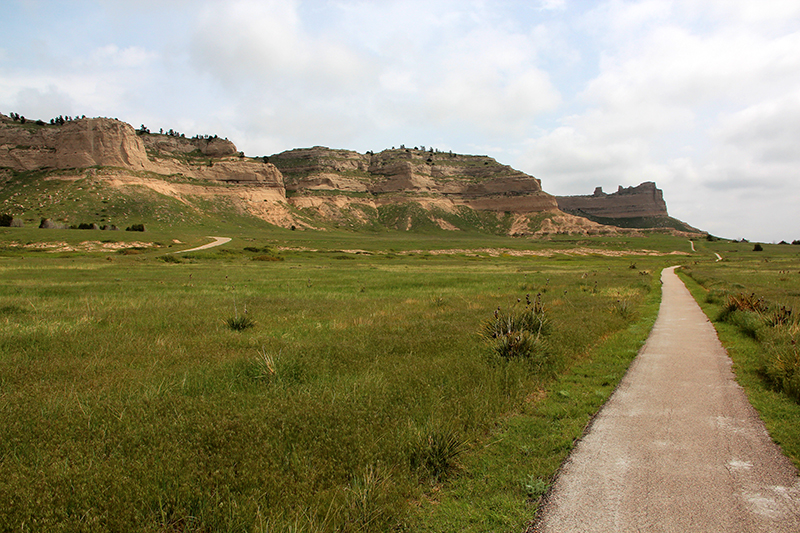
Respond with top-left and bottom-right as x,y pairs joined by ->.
0,214 -> 13,227
126,224 -> 146,232
753,243 -> 763,251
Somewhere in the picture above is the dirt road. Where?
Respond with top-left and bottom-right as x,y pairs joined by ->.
173,236 -> 231,254
532,266 -> 800,532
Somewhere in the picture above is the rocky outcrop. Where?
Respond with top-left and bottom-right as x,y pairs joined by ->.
140,133 -> 237,158
0,113 -> 283,191
555,182 -> 668,219
272,146 -> 559,213
1,115 -> 696,234
0,116 -> 150,171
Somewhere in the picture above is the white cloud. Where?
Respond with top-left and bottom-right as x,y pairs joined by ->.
89,45 -> 157,69
11,85 -> 75,120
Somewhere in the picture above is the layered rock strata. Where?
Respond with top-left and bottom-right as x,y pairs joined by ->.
272,146 -> 559,213
555,182 -> 668,219
0,114 -> 283,190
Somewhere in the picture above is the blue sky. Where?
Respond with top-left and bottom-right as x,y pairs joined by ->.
2,0 -> 799,242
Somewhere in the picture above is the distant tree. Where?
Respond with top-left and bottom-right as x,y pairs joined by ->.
19,116 -> 26,124
753,243 -> 763,252
35,119 -> 45,126
0,214 -> 13,227
792,240 -> 800,245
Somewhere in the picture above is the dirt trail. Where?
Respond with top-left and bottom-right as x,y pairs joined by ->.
532,266 -> 800,532
173,236 -> 231,253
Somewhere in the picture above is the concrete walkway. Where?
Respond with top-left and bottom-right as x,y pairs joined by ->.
533,266 -> 800,532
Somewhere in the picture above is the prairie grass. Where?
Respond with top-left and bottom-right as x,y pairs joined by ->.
0,233 -> 679,531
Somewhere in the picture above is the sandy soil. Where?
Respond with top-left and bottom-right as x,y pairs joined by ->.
532,267 -> 800,532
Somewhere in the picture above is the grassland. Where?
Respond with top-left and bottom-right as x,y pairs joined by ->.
2,220 -> 798,532
0,221 -> 690,532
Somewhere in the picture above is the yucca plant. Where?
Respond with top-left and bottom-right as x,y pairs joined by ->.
481,293 -> 551,359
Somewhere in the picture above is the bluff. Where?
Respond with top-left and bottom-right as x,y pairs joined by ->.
271,146 -> 558,213
555,182 -> 668,219
0,114 -> 283,189
1,114 -> 699,235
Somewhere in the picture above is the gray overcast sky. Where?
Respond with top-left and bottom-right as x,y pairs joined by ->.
2,0 -> 799,242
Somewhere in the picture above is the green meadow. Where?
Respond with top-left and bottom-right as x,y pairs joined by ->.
1,225 -> 798,532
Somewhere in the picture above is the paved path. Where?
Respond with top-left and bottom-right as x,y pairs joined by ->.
533,266 -> 800,532
173,236 -> 231,254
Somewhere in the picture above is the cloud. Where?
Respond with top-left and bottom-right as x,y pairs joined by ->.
11,85 -> 75,120
714,94 -> 800,167
89,45 -> 158,69
190,0 -> 371,94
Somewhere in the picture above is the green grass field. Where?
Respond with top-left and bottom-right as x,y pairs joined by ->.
1,222 -> 798,532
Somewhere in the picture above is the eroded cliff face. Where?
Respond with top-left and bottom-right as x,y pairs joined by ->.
555,182 -> 668,219
272,146 -> 559,213
140,132 -> 238,158
0,116 -> 150,171
5,115 -> 688,234
0,114 -> 284,191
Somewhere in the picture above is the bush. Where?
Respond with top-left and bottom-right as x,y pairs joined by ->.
753,243 -> 763,251
0,214 -> 14,227
126,224 -> 146,232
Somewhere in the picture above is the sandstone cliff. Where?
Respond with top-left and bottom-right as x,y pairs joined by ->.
0,113 -> 283,190
272,146 -> 559,213
555,182 -> 668,219
1,114 -> 698,235
0,116 -> 150,171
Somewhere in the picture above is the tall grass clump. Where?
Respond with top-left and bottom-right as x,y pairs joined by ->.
481,293 -> 556,372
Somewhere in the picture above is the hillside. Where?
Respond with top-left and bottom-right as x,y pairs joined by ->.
0,114 -> 701,236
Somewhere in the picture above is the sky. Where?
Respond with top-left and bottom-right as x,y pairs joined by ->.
2,0 -> 799,242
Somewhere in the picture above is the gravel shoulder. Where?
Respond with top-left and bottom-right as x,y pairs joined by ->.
532,266 -> 800,532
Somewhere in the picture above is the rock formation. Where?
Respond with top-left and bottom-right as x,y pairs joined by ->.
555,182 -> 668,219
0,116 -> 150,171
0,113 -> 283,190
1,114 -> 697,235
271,146 -> 559,213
